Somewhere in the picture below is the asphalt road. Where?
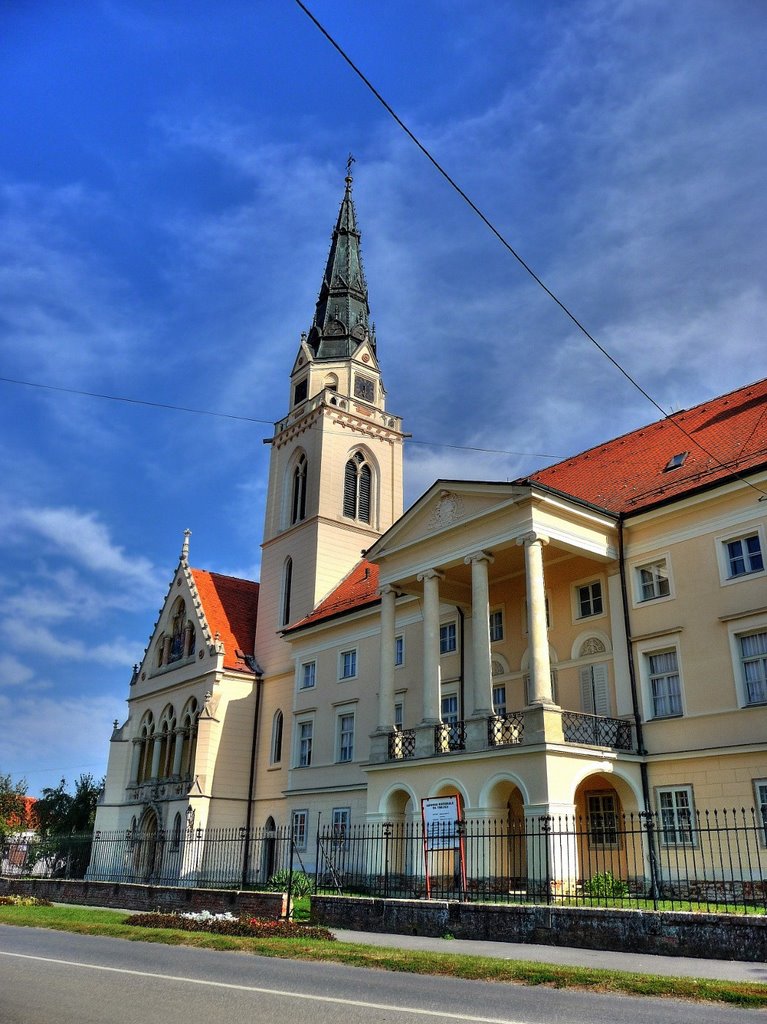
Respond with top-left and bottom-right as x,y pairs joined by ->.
0,924 -> 761,1024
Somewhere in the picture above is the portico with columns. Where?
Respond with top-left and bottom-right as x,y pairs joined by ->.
364,478 -> 643,825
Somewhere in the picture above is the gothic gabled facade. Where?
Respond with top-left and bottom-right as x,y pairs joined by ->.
93,172 -> 767,891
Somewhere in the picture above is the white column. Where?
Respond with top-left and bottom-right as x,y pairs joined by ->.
465,550 -> 494,716
417,568 -> 444,723
150,733 -> 162,779
517,531 -> 555,706
129,740 -> 142,785
172,729 -> 185,776
377,584 -> 397,732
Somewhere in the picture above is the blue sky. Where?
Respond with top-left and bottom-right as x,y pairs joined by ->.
2,1 -> 765,795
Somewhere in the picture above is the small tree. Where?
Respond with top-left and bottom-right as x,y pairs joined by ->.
0,774 -> 28,842
35,774 -> 102,837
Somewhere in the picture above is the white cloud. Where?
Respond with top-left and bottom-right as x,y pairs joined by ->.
11,506 -> 161,592
0,655 -> 34,689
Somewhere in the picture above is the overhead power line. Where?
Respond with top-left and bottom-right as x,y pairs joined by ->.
0,375 -> 562,461
293,0 -> 767,501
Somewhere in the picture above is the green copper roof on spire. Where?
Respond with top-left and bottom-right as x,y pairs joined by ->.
307,170 -> 376,360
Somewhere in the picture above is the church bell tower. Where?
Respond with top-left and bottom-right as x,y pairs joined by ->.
256,171 -> 405,671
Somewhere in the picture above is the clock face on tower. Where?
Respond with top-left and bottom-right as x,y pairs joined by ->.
354,375 -> 375,402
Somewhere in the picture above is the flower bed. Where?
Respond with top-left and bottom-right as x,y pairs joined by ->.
0,895 -> 52,907
125,910 -> 335,940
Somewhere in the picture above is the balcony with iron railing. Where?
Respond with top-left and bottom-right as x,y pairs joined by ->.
374,707 -> 635,764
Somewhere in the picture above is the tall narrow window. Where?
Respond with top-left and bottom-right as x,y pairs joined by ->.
271,710 -> 283,764
648,650 -> 682,718
282,558 -> 293,626
291,454 -> 307,524
343,451 -> 372,523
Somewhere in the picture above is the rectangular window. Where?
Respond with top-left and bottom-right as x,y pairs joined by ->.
340,649 -> 357,679
492,684 -> 507,717
637,559 -> 670,601
726,534 -> 764,578
394,635 -> 404,667
489,610 -> 504,642
754,780 -> 767,845
577,581 -> 603,618
647,650 -> 682,718
394,701 -> 403,729
439,622 -> 457,654
337,713 -> 354,763
587,792 -> 618,847
292,809 -> 308,849
297,720 -> 313,767
441,693 -> 459,724
331,807 -> 351,850
739,631 -> 767,705
300,661 -> 316,689
657,787 -> 696,845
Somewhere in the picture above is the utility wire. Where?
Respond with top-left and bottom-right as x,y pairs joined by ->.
294,0 -> 767,500
0,375 -> 562,461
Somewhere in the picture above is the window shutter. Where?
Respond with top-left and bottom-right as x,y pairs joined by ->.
358,464 -> 371,522
343,459 -> 357,517
580,664 -> 611,716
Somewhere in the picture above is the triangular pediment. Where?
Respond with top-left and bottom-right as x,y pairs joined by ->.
351,339 -> 380,373
368,480 -> 532,560
136,560 -> 212,683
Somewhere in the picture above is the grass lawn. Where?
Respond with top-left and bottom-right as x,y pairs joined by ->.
0,903 -> 766,1009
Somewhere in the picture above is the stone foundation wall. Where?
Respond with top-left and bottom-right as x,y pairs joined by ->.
0,876 -> 287,918
311,894 -> 767,962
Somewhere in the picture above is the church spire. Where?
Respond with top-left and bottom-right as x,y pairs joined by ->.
307,164 -> 375,360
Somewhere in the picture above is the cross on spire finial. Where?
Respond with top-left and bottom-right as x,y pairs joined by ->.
346,152 -> 355,181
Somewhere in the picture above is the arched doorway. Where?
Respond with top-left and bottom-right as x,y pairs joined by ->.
133,808 -> 161,882
482,777 -> 527,891
574,772 -> 642,895
261,816 -> 277,883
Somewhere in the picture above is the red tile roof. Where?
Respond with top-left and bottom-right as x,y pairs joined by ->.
286,378 -> 767,632
527,377 -> 767,515
190,569 -> 259,673
286,560 -> 380,632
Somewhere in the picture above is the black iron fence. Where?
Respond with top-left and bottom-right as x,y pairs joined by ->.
313,809 -> 767,913
1,824 -> 297,891
5,809 -> 767,914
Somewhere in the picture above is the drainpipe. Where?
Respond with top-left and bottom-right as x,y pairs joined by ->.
618,517 -> 660,901
241,657 -> 264,889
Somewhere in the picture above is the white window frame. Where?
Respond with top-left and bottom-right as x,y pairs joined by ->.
336,710 -> 355,763
295,718 -> 314,768
299,661 -> 316,690
715,525 -> 766,586
492,683 -> 507,717
439,621 -> 457,655
728,616 -> 767,708
292,808 -> 309,849
586,791 -> 619,848
572,576 -> 605,621
394,699 -> 404,730
656,785 -> 696,846
633,555 -> 673,606
753,779 -> 767,846
489,608 -> 504,643
339,648 -> 357,680
331,806 -> 351,850
394,634 -> 404,668
635,636 -> 685,721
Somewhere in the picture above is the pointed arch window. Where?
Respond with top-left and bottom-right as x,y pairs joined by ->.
282,558 -> 293,626
291,454 -> 307,524
343,451 -> 372,523
180,697 -> 199,779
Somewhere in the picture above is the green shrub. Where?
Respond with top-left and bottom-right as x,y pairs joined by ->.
583,872 -> 630,899
266,869 -> 314,897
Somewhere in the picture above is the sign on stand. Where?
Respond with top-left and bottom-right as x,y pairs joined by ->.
421,795 -> 466,897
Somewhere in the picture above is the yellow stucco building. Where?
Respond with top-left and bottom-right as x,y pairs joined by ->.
93,175 -> 767,895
